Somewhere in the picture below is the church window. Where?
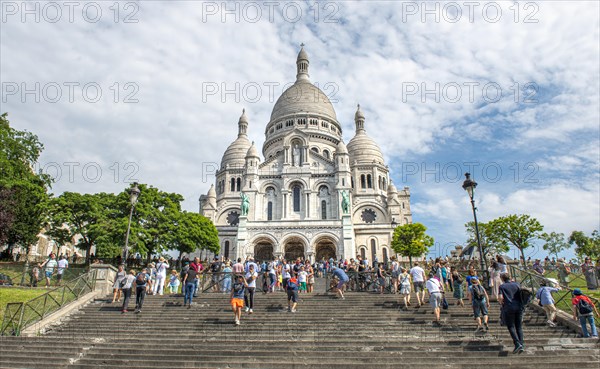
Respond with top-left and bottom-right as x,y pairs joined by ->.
378,176 -> 382,189
310,119 -> 318,126
382,178 -> 387,190
351,177 -> 354,189
382,247 -> 388,262
360,247 -> 366,260
323,150 -> 330,159
321,200 -> 327,219
293,185 -> 301,212
276,123 -> 282,130
249,181 -> 252,188
360,175 -> 366,189
236,178 -> 241,192
224,241 -> 230,258
267,201 -> 273,220
361,208 -> 377,223
342,178 -> 345,186
299,118 -> 306,125
311,147 -> 319,153
371,239 -> 377,262
402,202 -> 405,209
321,121 -> 329,128
269,128 -> 274,134
367,174 -> 372,188
286,120 -> 294,127
230,178 -> 235,192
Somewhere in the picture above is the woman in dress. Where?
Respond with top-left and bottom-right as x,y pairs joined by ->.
582,257 -> 598,290
111,264 -> 126,303
488,262 -> 502,301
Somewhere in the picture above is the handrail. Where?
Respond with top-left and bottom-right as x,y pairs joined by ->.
508,264 -> 599,327
1,269 -> 97,336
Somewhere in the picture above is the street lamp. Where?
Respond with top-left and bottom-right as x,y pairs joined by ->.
462,173 -> 487,276
122,182 -> 141,267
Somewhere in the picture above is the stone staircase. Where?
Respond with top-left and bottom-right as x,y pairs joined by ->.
1,286 -> 599,369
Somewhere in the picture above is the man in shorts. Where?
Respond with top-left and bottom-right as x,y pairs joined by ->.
410,262 -> 426,307
230,275 -> 247,325
426,271 -> 444,324
41,254 -> 57,288
331,266 -> 349,300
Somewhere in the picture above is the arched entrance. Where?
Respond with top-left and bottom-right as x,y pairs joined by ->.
314,236 -> 337,261
284,236 -> 305,261
254,238 -> 274,262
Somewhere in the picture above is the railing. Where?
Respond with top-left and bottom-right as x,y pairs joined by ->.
1,269 -> 97,336
509,265 -> 599,328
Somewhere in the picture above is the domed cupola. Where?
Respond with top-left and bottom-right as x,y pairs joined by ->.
245,141 -> 260,159
221,109 -> 252,169
347,104 -> 385,165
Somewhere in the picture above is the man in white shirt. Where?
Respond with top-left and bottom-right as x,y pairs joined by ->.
409,262 -> 426,307
42,254 -> 58,288
426,272 -> 445,324
56,255 -> 69,286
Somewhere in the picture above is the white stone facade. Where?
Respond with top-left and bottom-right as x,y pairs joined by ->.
199,47 -> 412,263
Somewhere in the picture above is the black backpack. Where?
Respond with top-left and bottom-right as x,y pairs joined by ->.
136,273 -> 146,285
577,298 -> 594,316
519,287 -> 533,308
472,285 -> 485,300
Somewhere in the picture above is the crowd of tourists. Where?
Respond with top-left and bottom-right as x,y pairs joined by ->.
106,252 -> 599,352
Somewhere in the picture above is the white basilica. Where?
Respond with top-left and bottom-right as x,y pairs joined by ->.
199,47 -> 412,263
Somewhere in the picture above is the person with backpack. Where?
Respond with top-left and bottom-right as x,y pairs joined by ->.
536,280 -> 561,327
469,277 -> 490,332
426,271 -> 445,325
571,288 -> 599,338
134,268 -> 151,313
267,257 -> 277,293
498,273 -> 525,354
210,257 -> 222,292
120,270 -> 136,313
287,275 -> 299,312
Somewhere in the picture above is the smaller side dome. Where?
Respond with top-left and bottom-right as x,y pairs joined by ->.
207,184 -> 217,198
387,181 -> 398,195
355,104 -> 365,121
336,140 -> 348,155
246,141 -> 260,159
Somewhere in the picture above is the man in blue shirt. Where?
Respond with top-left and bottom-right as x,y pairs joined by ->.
331,266 -> 349,300
498,273 -> 524,354
536,280 -> 561,327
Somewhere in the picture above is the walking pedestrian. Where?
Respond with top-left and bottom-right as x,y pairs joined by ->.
498,273 -> 525,354
409,262 -> 426,307
120,270 -> 136,313
469,277 -> 490,332
426,272 -> 444,325
390,257 -> 400,294
153,257 -> 169,295
571,288 -> 599,338
451,267 -> 465,307
287,275 -> 299,312
399,267 -> 411,309
182,264 -> 198,308
168,269 -> 180,294
331,266 -> 349,300
134,268 -> 151,314
112,265 -> 126,303
56,255 -> 69,286
244,264 -> 257,314
222,262 -> 233,293
230,275 -> 247,325
41,254 -> 57,288
536,280 -> 561,327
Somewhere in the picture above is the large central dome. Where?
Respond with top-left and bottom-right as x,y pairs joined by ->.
269,46 -> 337,123
270,80 -> 337,122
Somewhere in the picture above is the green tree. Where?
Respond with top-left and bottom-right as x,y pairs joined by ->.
487,214 -> 543,265
173,211 -> 220,258
0,113 -> 51,255
391,223 -> 434,264
568,230 -> 600,260
540,231 -> 569,259
465,221 -> 510,257
47,192 -> 117,264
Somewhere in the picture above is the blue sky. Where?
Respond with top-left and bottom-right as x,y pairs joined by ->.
1,1 -> 598,260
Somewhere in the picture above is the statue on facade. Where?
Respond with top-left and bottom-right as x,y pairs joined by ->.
341,190 -> 350,214
292,144 -> 301,166
240,192 -> 250,216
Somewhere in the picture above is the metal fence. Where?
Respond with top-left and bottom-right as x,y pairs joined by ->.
509,265 -> 599,328
1,270 -> 97,336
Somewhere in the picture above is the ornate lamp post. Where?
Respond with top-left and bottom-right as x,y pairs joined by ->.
462,173 -> 487,274
122,182 -> 140,267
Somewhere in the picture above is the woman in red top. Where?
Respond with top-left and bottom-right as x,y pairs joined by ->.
571,288 -> 599,338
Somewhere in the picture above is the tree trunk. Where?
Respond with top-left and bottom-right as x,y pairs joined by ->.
520,248 -> 526,267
